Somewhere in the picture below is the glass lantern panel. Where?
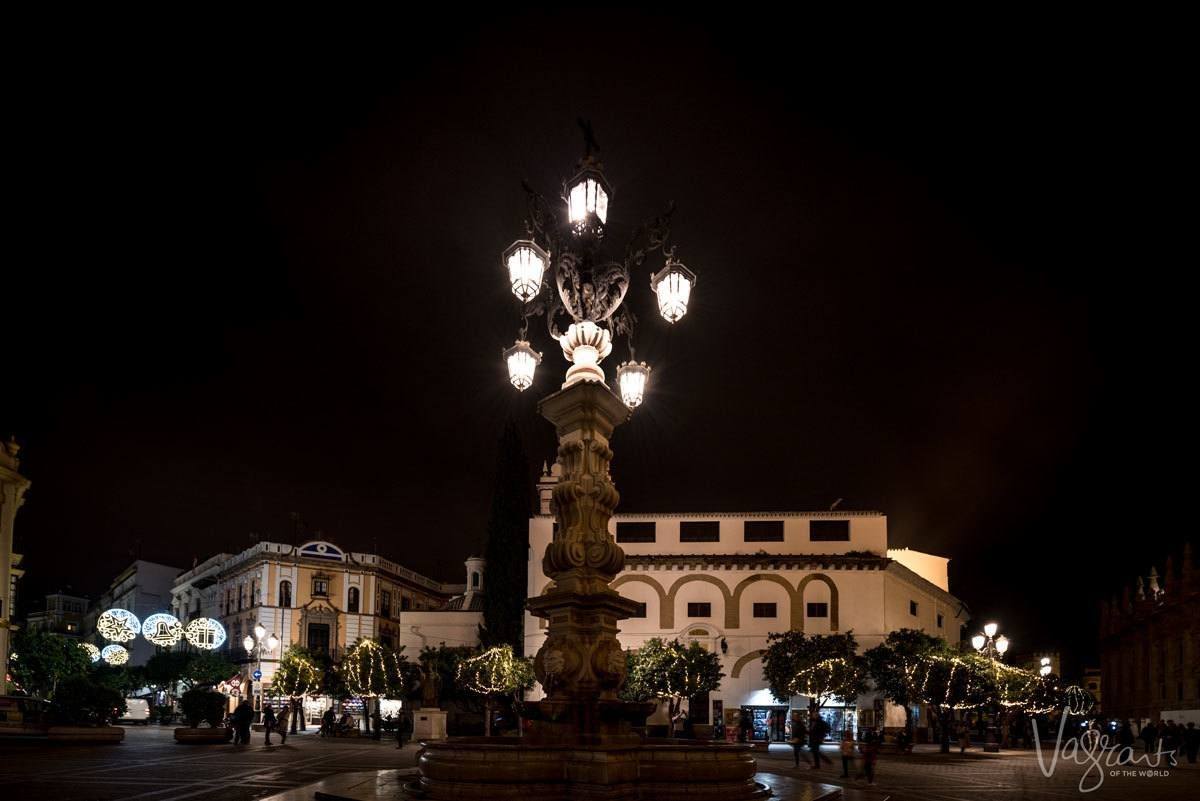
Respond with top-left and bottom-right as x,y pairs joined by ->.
596,185 -> 609,223
656,270 -> 693,323
508,245 -> 545,301
569,182 -> 587,222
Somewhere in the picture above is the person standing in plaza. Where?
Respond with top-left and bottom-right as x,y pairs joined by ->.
808,710 -> 832,768
1182,722 -> 1198,764
233,700 -> 254,745
958,716 -> 971,753
859,728 -> 879,785
1140,720 -> 1158,754
788,711 -> 806,768
321,707 -> 336,737
262,704 -> 276,745
275,703 -> 290,745
839,730 -> 855,778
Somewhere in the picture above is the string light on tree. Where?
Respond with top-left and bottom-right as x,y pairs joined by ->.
184,617 -> 227,650
142,613 -> 183,647
79,642 -> 101,663
97,608 -> 141,642
341,638 -> 407,698
101,644 -> 129,665
457,646 -> 535,696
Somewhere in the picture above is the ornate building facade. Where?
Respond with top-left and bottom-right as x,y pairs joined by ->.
1100,544 -> 1199,723
524,462 -> 970,737
0,439 -> 30,687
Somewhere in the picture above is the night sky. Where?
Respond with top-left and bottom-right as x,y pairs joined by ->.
5,14 -> 1187,677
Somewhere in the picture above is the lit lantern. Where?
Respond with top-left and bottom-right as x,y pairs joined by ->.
503,340 -> 542,391
254,623 -> 267,641
266,634 -> 280,652
1039,664 -> 1052,677
243,635 -> 256,653
651,259 -> 696,323
101,644 -> 129,665
80,642 -> 101,663
566,165 -> 611,234
142,613 -> 183,647
983,622 -> 998,638
503,240 -> 549,302
616,361 -> 651,408
971,634 -> 986,651
995,635 -> 1010,655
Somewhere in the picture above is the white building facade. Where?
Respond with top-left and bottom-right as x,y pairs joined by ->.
524,465 -> 969,737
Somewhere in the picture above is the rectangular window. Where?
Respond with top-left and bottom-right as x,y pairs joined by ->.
312,578 -> 329,597
630,602 -> 647,618
809,520 -> 850,541
616,522 -> 656,543
909,600 -> 919,616
806,602 -> 828,618
687,602 -> 712,618
680,521 -> 720,543
744,520 -> 784,542
401,596 -> 411,611
307,623 -> 330,655
380,590 -> 392,619
936,613 -> 944,628
752,602 -> 777,618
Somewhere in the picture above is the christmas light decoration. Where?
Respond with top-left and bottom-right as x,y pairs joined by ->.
142,613 -> 183,647
270,648 -> 323,697
457,646 -> 535,696
101,644 -> 129,665
79,642 -> 101,663
341,638 -> 407,698
184,617 -> 227,650
97,608 -> 141,642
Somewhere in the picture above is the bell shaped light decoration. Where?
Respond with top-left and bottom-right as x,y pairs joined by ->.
243,635 -> 256,653
566,163 -> 611,235
971,634 -> 986,651
503,239 -> 549,302
266,633 -> 280,652
254,623 -> 267,641
994,635 -> 1010,655
616,361 -> 651,408
503,340 -> 542,391
651,258 -> 697,323
983,622 -> 998,638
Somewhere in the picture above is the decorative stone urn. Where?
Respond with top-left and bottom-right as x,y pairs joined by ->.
414,381 -> 769,800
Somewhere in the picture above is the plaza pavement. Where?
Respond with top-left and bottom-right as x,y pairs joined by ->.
1,727 -> 1195,801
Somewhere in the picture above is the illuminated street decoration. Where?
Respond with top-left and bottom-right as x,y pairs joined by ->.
101,644 -> 129,665
503,341 -> 542,391
142,613 -> 183,647
79,642 -> 101,663
97,608 -> 141,642
616,360 -> 650,408
184,617 -> 227,650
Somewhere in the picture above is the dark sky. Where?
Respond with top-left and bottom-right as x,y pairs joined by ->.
5,14 -> 1188,677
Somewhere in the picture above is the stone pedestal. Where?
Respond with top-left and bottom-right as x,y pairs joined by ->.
414,709 -> 448,740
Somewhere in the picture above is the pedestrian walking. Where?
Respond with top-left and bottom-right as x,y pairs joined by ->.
1141,720 -> 1158,754
839,730 -> 854,778
262,705 -> 277,745
859,729 -> 879,785
275,703 -> 290,745
808,711 -> 832,768
396,709 -> 412,749
958,718 -> 971,753
1182,722 -> 1198,764
788,712 -> 806,768
232,700 -> 254,745
322,708 -> 336,738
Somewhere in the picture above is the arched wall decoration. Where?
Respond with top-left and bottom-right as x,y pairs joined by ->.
610,574 -> 669,626
796,573 -> 839,631
730,573 -> 802,630
665,575 -> 734,630
731,649 -> 764,679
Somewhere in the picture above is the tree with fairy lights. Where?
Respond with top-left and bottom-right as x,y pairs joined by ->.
923,651 -> 993,753
762,631 -> 869,716
620,638 -> 724,729
865,628 -> 944,741
456,645 -> 535,736
338,638 -> 411,735
270,646 -> 325,734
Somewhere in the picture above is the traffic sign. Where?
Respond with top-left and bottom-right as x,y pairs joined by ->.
252,669 -> 262,681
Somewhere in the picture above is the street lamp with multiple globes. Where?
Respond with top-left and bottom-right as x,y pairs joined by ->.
244,623 -> 279,722
500,119 -> 696,407
972,621 -> 1010,752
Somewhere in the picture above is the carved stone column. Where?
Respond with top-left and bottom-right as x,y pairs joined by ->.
0,440 -> 31,688
525,381 -> 647,742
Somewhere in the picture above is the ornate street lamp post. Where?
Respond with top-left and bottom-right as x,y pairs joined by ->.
418,123 -> 764,801
972,621 -> 1010,752
244,623 -> 279,723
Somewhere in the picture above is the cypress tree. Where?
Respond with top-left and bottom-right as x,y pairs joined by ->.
481,420 -> 532,654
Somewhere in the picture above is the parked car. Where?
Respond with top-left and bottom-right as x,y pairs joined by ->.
117,698 -> 152,725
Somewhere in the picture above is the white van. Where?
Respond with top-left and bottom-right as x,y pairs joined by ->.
118,698 -> 152,725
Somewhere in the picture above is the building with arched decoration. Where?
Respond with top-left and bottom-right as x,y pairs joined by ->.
524,462 -> 969,740
170,539 -> 484,722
